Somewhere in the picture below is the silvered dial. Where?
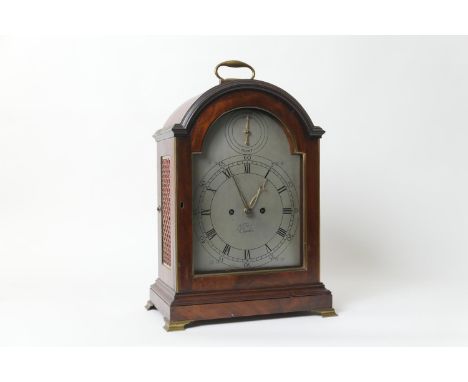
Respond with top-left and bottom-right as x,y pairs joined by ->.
193,109 -> 302,273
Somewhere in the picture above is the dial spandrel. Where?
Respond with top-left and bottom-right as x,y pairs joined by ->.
193,109 -> 302,273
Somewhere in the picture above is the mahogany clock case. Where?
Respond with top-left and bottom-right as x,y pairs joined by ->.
147,78 -> 335,330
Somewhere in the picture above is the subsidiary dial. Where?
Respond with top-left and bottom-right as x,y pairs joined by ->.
224,111 -> 269,154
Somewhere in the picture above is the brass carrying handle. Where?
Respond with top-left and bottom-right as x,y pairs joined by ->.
215,60 -> 255,83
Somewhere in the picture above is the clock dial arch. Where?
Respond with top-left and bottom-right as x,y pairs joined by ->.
192,108 -> 303,273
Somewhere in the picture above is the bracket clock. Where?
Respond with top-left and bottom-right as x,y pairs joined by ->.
146,60 -> 336,331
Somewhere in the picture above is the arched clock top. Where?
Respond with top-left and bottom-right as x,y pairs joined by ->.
153,80 -> 325,143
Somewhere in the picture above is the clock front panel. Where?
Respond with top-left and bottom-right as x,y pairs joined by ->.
192,108 -> 303,274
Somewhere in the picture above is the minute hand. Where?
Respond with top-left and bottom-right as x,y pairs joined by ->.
231,173 -> 251,213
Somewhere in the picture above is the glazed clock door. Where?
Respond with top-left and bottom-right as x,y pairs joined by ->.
192,108 -> 303,273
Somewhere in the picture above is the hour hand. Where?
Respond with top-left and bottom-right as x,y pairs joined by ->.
249,179 -> 267,209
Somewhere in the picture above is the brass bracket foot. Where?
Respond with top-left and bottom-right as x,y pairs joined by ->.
164,319 -> 193,332
145,300 -> 156,311
312,308 -> 337,318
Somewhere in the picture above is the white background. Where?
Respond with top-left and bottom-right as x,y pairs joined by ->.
1,36 -> 468,346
